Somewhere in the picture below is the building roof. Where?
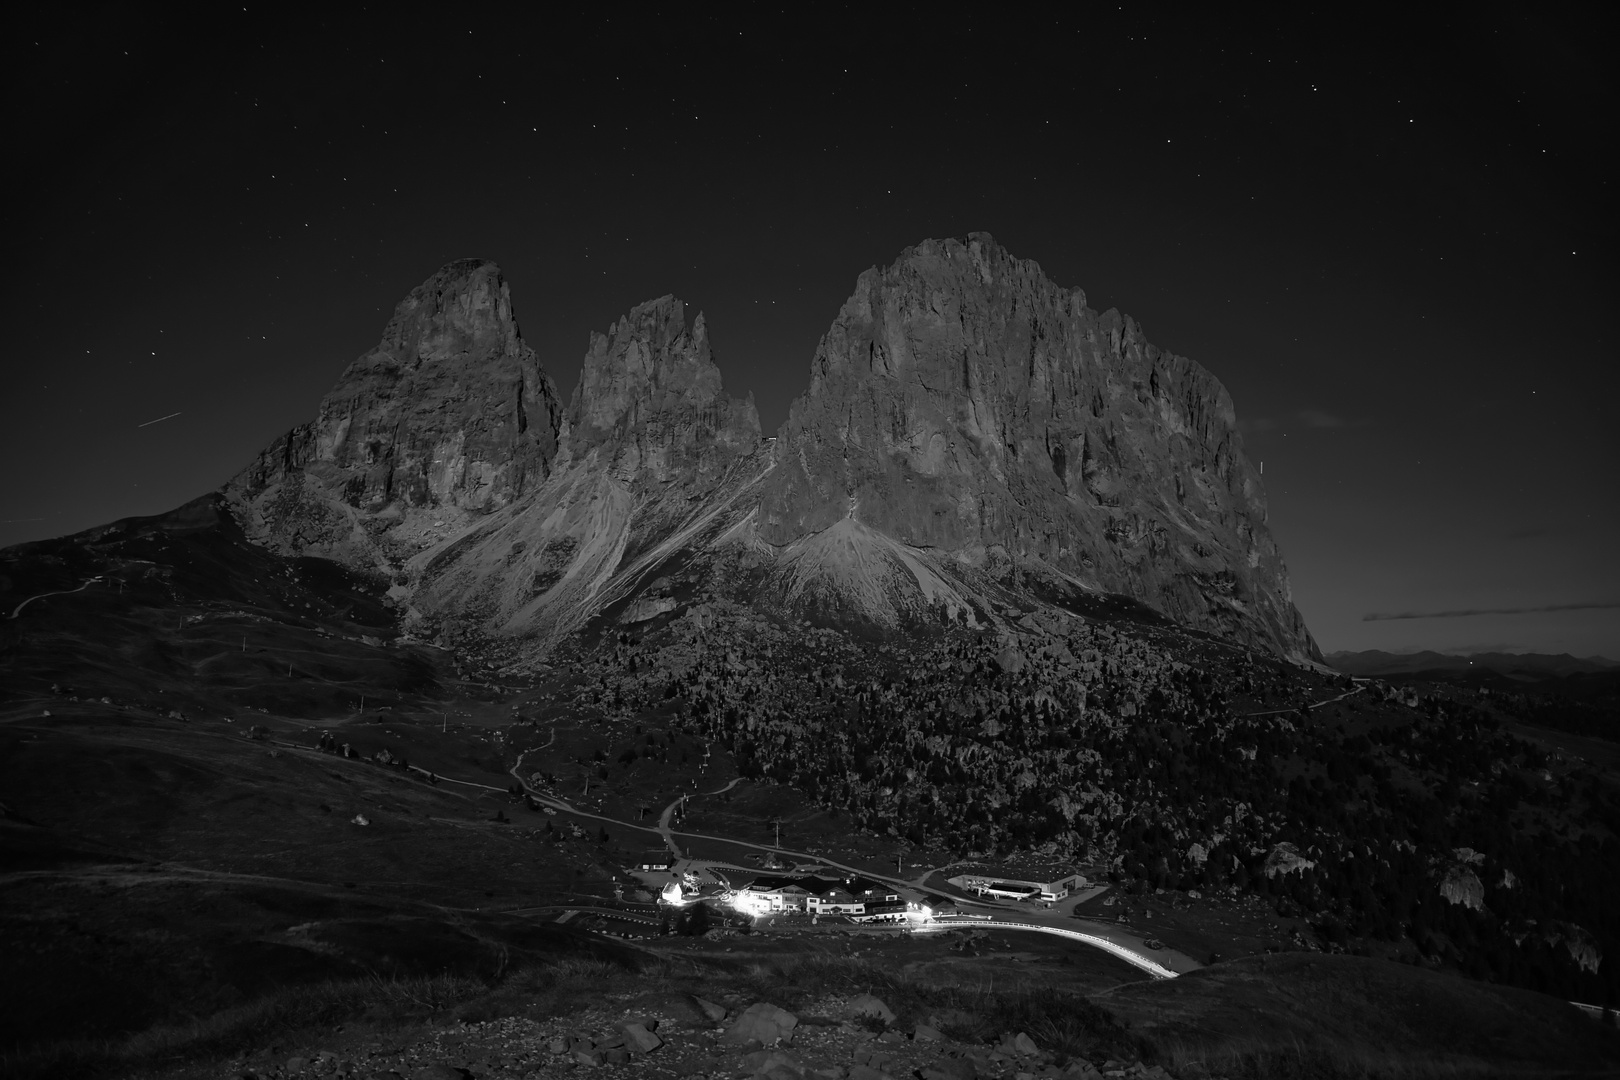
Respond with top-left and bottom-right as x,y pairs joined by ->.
738,873 -> 841,892
947,861 -> 1084,887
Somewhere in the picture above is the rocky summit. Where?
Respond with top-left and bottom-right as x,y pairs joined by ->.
229,259 -> 564,550
225,234 -> 1318,664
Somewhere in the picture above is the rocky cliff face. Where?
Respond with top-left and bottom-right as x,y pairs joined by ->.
226,260 -> 563,563
226,261 -> 766,653
563,296 -> 760,483
405,294 -> 767,651
760,234 -> 1316,660
223,238 -> 1317,663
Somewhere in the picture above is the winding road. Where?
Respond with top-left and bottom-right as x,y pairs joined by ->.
1240,682 -> 1361,718
8,576 -> 102,620
915,918 -> 1179,979
256,676 -> 1373,981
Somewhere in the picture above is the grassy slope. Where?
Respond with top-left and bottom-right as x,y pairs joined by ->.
1096,951 -> 1620,1073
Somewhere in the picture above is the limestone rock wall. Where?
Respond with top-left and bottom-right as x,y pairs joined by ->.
563,295 -> 761,484
229,259 -> 562,516
405,295 -> 769,652
759,234 -> 1317,660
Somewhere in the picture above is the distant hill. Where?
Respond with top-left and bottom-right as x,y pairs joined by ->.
1327,649 -> 1620,679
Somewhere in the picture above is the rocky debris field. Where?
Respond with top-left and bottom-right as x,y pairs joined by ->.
218,993 -> 1187,1080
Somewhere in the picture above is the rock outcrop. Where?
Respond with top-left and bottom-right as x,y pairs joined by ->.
221,237 -> 1318,663
1263,842 -> 1316,878
1440,866 -> 1485,910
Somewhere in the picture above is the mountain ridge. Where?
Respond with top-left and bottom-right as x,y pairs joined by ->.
222,235 -> 1319,663
1327,649 -> 1620,678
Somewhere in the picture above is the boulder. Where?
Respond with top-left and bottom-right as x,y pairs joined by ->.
694,995 -> 729,1022
411,1067 -> 467,1080
846,993 -> 895,1024
1440,866 -> 1485,910
1262,842 -> 1315,879
726,1002 -> 799,1046
745,1049 -> 808,1079
620,1021 -> 663,1053
627,992 -> 708,1023
1008,1032 -> 1039,1057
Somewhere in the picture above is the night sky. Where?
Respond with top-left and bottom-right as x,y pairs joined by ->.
5,8 -> 1614,659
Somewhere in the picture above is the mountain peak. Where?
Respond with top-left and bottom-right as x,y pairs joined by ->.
225,259 -> 563,560
565,294 -> 760,481
378,259 -> 514,354
761,233 -> 1314,659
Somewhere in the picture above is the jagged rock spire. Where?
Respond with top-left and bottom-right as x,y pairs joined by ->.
565,295 -> 760,482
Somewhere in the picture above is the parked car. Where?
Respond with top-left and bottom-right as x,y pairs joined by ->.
1143,938 -> 1164,950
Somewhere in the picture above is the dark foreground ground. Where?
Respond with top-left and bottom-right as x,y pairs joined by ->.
7,935 -> 1618,1080
4,504 -> 1619,1078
